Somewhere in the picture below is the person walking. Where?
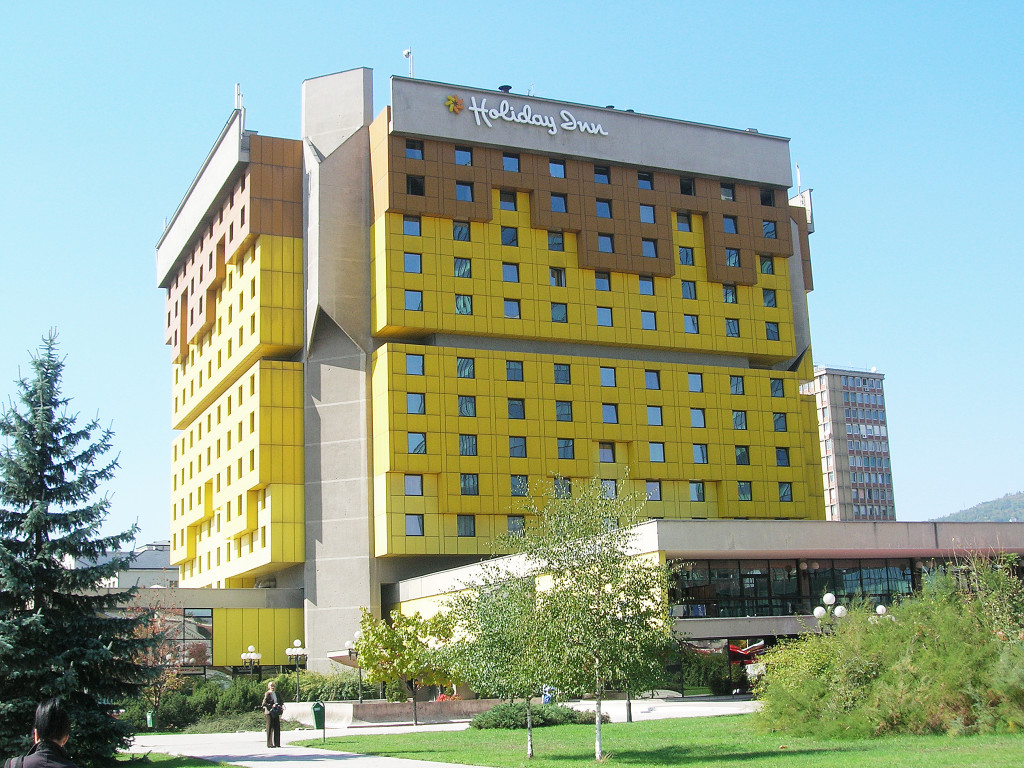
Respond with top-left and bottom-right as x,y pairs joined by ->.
261,681 -> 283,748
5,698 -> 78,768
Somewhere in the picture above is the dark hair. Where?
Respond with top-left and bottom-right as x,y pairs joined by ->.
34,698 -> 70,743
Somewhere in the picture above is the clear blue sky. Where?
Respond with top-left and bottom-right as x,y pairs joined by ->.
2,1 -> 1021,544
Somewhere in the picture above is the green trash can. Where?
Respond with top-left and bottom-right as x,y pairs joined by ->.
145,711 -> 155,729
311,700 -> 326,739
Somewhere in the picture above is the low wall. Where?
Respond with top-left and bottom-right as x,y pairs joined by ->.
285,698 -> 500,727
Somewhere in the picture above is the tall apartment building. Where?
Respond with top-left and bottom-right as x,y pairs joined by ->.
800,366 -> 895,521
156,68 -> 823,666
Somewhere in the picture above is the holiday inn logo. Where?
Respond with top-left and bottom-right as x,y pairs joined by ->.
446,93 -> 609,138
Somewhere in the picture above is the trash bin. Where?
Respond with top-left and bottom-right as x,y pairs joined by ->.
311,700 -> 325,730
145,711 -> 155,729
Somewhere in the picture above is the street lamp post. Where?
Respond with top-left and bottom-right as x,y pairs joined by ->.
344,630 -> 364,703
241,645 -> 262,679
812,593 -> 848,632
285,639 -> 307,701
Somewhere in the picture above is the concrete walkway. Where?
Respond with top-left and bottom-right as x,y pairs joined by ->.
129,697 -> 759,768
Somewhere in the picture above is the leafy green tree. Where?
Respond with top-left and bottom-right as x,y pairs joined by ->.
355,608 -> 451,726
0,334 -> 151,766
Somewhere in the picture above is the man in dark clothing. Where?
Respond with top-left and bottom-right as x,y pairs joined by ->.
20,698 -> 78,768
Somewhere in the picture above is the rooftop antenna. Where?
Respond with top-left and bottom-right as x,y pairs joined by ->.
403,48 -> 414,77
528,82 -> 535,96
796,163 -> 802,193
235,83 -> 245,130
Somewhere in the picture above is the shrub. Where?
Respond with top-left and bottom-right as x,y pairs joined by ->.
471,701 -> 609,729
216,677 -> 267,715
298,669 -> 366,702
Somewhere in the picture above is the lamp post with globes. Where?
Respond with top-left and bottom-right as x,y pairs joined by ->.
812,592 -> 848,632
285,639 -> 307,701
241,645 -> 262,680
344,630 -> 364,703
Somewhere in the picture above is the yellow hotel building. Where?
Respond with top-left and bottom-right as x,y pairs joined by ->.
156,69 -> 834,669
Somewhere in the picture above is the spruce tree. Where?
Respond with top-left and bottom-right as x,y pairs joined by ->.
0,333 -> 151,766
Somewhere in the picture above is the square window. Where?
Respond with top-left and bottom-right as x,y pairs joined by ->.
770,378 -> 785,397
557,438 -> 575,459
508,513 -> 526,532
456,356 -> 475,378
504,299 -> 521,319
500,190 -> 516,210
640,204 -> 655,223
679,246 -> 694,265
553,363 -> 571,384
647,405 -> 663,426
404,252 -> 422,273
594,165 -> 610,184
550,267 -> 566,287
596,199 -> 612,218
738,481 -> 752,502
502,262 -> 520,282
599,442 -> 615,463
779,481 -> 793,502
693,443 -> 708,464
551,193 -> 567,213
458,395 -> 476,417
405,290 -> 423,311
776,447 -> 790,467
597,307 -> 613,326
649,442 -> 665,463
691,408 -> 705,428
459,434 -> 477,456
555,400 -> 573,421
455,181 -> 473,202
602,403 -> 618,424
646,480 -> 662,501
501,226 -> 518,247
723,284 -> 737,303
677,213 -> 692,232
511,476 -> 528,497
403,216 -> 421,236
407,393 -> 425,414
680,177 -> 695,195
733,410 -> 747,430
595,271 -> 611,290
404,474 -> 423,495
509,436 -> 527,458
760,188 -> 775,207
645,370 -> 661,390
600,367 -> 616,387
726,318 -> 740,337
735,445 -> 750,465
681,280 -> 697,300
773,412 -> 788,432
730,375 -> 744,395
554,477 -> 572,498
551,302 -> 568,323
688,372 -> 703,392
405,139 -> 424,160
406,175 -> 425,196
405,514 -> 424,536
766,322 -> 780,341
641,310 -> 657,330
720,183 -> 735,201
597,234 -> 614,253
763,288 -> 777,308
684,314 -> 699,334
638,171 -> 654,190
455,294 -> 473,315
690,481 -> 705,502
760,255 -> 775,274
601,479 -> 617,499
407,432 -> 426,454
506,360 -> 524,381
762,220 -> 777,239
549,159 -> 565,178
455,146 -> 473,166
454,256 -> 472,277
508,398 -> 525,419
461,473 -> 479,495
457,514 -> 476,537
639,275 -> 654,295
453,221 -> 471,241
723,215 -> 738,234
406,354 -> 424,375
503,153 -> 520,172
726,248 -> 741,267
548,231 -> 564,252
641,239 -> 658,258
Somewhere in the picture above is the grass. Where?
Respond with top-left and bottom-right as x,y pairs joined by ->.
118,753 -> 230,768
296,714 -> 1024,768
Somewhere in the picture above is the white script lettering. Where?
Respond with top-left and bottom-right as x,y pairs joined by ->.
465,97 -> 607,138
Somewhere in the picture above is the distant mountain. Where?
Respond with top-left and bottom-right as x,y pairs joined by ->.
931,492 -> 1024,523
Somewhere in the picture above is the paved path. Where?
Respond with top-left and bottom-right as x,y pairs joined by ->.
129,697 -> 759,768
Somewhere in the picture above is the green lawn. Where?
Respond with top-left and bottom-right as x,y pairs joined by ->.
296,715 -> 1024,768
118,754 -> 229,768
